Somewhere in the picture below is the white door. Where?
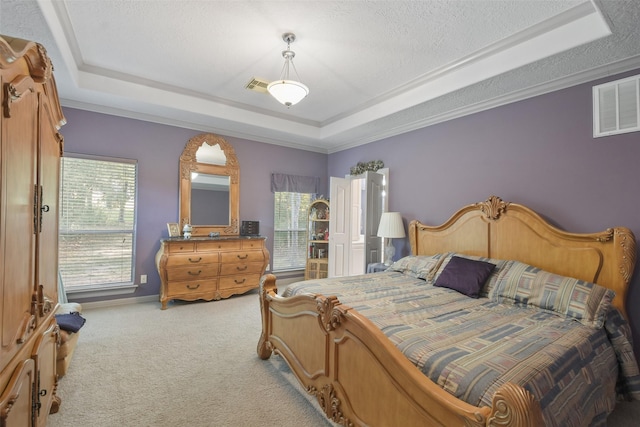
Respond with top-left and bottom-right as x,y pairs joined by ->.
329,176 -> 351,277
329,172 -> 385,277
363,171 -> 384,268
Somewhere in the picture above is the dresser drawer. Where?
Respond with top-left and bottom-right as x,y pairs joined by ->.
220,250 -> 265,263
167,242 -> 196,253
166,279 -> 217,296
167,265 -> 219,281
157,236 -> 269,309
242,240 -> 264,250
219,274 -> 261,290
220,262 -> 264,276
166,253 -> 218,267
197,240 -> 241,252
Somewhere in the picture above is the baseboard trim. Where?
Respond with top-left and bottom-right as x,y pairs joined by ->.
270,270 -> 304,287
79,294 -> 158,310
77,272 -> 305,310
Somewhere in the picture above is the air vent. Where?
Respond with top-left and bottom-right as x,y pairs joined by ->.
593,73 -> 640,137
245,77 -> 270,94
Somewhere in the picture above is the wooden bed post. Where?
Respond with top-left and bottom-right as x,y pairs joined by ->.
257,274 -> 277,360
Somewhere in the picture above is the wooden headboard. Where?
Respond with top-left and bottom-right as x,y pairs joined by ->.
409,195 -> 636,318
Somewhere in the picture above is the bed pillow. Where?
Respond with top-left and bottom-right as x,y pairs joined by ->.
490,260 -> 615,328
386,254 -> 449,280
431,253 -> 511,295
433,256 -> 496,298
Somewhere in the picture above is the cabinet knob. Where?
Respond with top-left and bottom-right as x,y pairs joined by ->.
41,205 -> 50,213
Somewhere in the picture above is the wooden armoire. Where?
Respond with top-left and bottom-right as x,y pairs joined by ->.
0,35 -> 66,425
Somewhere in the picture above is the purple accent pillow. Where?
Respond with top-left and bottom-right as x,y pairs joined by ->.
434,256 -> 496,298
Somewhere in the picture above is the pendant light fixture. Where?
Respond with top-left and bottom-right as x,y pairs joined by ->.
267,33 -> 309,107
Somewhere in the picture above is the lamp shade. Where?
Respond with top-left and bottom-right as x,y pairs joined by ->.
377,212 -> 406,238
267,79 -> 309,107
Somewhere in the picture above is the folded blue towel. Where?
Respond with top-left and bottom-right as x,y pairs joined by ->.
55,312 -> 86,333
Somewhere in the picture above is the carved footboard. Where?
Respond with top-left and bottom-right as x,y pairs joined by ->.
257,274 -> 544,427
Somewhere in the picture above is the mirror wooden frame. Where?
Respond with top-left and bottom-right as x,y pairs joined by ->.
179,133 -> 239,236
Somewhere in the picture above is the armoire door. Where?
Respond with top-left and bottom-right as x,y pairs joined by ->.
35,95 -> 62,318
0,359 -> 36,427
1,75 -> 38,363
31,320 -> 60,426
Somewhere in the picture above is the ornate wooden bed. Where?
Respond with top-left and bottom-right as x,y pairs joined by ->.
257,196 -> 637,426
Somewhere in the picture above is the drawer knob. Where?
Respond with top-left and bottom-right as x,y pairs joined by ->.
237,265 -> 248,271
188,270 -> 202,276
234,278 -> 246,284
186,284 -> 200,290
237,254 -> 249,260
188,257 -> 202,263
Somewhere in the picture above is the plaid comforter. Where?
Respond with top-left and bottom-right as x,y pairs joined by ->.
283,270 -> 640,427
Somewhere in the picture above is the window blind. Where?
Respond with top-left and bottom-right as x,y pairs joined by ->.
273,191 -> 313,271
59,155 -> 137,289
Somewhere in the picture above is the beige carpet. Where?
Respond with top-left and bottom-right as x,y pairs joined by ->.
50,290 -> 333,427
50,290 -> 640,426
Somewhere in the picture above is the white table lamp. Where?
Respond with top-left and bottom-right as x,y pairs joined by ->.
377,212 -> 406,266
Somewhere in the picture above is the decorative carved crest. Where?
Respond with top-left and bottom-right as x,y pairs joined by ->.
4,76 -> 35,118
180,134 -> 239,183
476,195 -> 510,220
226,218 -> 239,235
181,134 -> 238,163
594,228 -> 614,243
617,228 -> 636,285
317,296 -> 344,332
307,384 -> 354,427
487,382 -> 543,426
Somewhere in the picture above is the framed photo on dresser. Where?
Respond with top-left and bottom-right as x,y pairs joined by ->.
167,223 -> 180,237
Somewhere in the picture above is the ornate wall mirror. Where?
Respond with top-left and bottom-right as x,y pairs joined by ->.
179,133 -> 239,236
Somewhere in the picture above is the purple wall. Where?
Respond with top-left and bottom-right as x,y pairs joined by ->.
62,67 -> 640,359
61,109 -> 327,304
329,68 -> 640,358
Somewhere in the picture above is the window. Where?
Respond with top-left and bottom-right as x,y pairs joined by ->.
273,192 -> 313,271
59,154 -> 137,291
271,173 -> 320,272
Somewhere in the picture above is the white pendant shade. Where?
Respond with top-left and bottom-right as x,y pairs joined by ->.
267,79 -> 309,107
268,33 -> 309,107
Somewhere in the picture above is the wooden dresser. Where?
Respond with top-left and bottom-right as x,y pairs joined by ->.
156,237 -> 269,309
1,36 -> 65,425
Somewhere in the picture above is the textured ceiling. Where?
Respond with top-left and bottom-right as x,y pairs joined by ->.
1,0 -> 639,153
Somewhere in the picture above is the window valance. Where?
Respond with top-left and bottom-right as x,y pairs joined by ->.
271,173 -> 320,194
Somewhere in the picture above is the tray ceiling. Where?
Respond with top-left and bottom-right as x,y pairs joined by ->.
2,0 -> 639,153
